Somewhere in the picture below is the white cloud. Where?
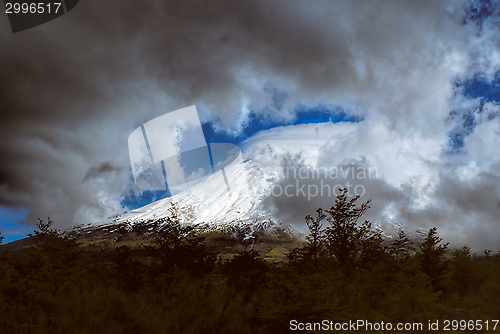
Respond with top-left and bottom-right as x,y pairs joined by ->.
1,0 -> 500,250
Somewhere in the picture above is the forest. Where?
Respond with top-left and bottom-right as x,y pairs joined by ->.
0,188 -> 499,333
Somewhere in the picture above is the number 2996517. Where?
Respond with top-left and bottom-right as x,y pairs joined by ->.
5,2 -> 62,14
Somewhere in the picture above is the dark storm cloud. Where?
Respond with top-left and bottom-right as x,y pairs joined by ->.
260,159 -> 500,251
82,162 -> 122,183
0,0 -> 497,232
244,111 -> 500,251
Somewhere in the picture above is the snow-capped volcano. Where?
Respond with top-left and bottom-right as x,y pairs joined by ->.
103,160 -> 271,226
100,122 -> 356,229
92,120 -> 447,248
96,120 -> 427,247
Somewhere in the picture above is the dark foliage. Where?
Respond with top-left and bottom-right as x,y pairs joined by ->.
0,193 -> 499,333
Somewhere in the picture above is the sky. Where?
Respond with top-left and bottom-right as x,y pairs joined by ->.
0,0 -> 499,248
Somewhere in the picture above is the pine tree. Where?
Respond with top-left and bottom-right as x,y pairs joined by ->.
19,218 -> 82,299
391,229 -> 411,263
304,208 -> 326,266
323,188 -> 371,268
150,203 -> 212,277
451,245 -> 475,299
416,226 -> 448,290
